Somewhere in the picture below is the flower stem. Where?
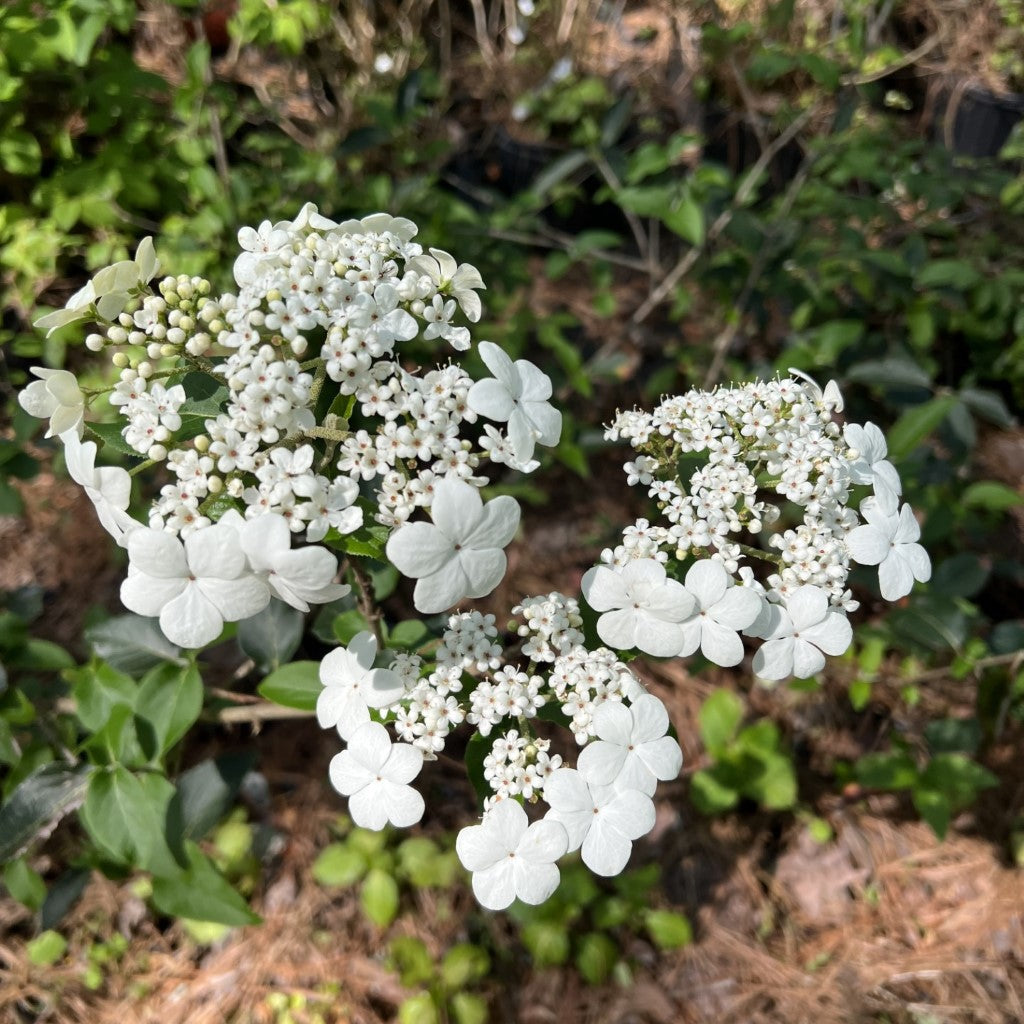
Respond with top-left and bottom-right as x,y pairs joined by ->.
348,557 -> 385,647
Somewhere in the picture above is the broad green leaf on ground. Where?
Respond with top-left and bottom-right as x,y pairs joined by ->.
151,841 -> 260,926
0,763 -> 92,862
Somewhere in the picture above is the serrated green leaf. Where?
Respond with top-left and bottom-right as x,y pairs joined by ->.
86,421 -> 144,459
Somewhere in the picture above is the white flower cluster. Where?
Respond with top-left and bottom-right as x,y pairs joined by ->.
22,208 -> 564,644
319,594 -> 684,910
588,374 -> 931,681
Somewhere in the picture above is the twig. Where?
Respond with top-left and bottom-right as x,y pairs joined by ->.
841,35 -> 942,86
219,703 -> 314,725
592,149 -> 651,272
348,557 -> 385,646
633,105 -> 817,325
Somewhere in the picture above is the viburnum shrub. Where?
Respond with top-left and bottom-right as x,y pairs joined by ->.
20,209 -> 931,914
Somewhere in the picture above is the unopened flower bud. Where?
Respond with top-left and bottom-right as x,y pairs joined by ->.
85,333 -> 105,352
290,337 -> 308,356
137,361 -> 153,378
207,474 -> 223,494
147,342 -> 163,359
166,327 -> 186,345
226,477 -> 244,497
193,434 -> 210,452
160,344 -> 178,358
148,443 -> 167,461
112,352 -> 129,368
107,326 -> 128,344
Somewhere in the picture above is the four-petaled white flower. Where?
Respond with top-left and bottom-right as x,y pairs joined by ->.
121,524 -> 270,648
844,422 -> 901,502
751,585 -> 853,681
577,694 -> 683,796
62,431 -> 138,546
581,559 -> 695,657
386,476 -> 520,614
455,798 -> 568,910
317,631 -> 405,738
328,720 -> 425,830
407,248 -> 486,323
677,560 -> 763,667
543,767 -> 655,876
846,490 -> 931,600
467,342 -> 562,465
18,368 -> 85,438
229,511 -> 349,611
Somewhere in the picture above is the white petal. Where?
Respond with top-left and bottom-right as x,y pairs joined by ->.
506,408 -> 537,464
577,741 -> 628,787
363,668 -> 407,710
591,698 -> 634,746
473,859 -> 517,910
604,790 -> 655,841
700,619 -> 745,667
383,740 -> 423,784
514,360 -> 552,403
790,637 -> 826,678
197,574 -> 270,622
348,785 -> 390,831
328,749 -> 372,796
348,720 -> 392,773
581,822 -> 632,876
120,572 -> 185,617
878,551 -> 915,600
386,522 -> 455,578
518,818 -> 568,865
381,779 -> 424,827
488,798 -> 529,853
513,860 -> 560,905
239,514 -> 292,570
901,542 -> 932,585
468,378 -> 515,422
478,341 -> 520,396
430,477 -> 483,542
596,608 -> 640,651
753,637 -> 795,680
457,822 -> 503,872
685,560 -> 728,609
524,400 -> 561,446
160,584 -> 224,648
846,524 -> 889,566
633,736 -> 683,784
799,612 -> 852,656
19,380 -> 58,419
893,504 -> 922,545
128,528 -> 188,578
582,565 -> 629,612
463,494 -> 520,551
629,694 -> 670,744
711,587 -> 762,630
786,586 -> 829,631
413,563 -> 472,614
348,631 -> 379,670
185,525 -> 246,579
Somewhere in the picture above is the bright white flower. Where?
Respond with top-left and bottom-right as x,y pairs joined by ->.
121,524 -> 270,648
407,247 -> 486,322
317,631 -> 405,737
62,431 -> 138,546
576,694 -> 682,796
844,422 -> 901,501
328,720 -> 424,830
18,368 -> 85,438
34,281 -> 97,336
455,799 -> 568,910
846,490 -> 931,600
677,560 -> 763,666
581,559 -> 695,657
467,342 -> 561,464
543,768 -> 655,876
229,511 -> 349,611
751,585 -> 853,680
385,476 -> 520,614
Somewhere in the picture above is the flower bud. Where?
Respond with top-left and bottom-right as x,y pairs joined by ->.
207,474 -> 223,494
85,333 -> 105,352
112,352 -> 129,368
147,443 -> 167,461
107,326 -> 128,344
193,434 -> 210,452
137,361 -> 153,378
147,342 -> 163,359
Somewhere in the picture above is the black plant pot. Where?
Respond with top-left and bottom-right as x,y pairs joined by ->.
942,84 -> 1024,158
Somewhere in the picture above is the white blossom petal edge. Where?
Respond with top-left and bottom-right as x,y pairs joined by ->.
385,476 -> 520,614
120,524 -> 270,648
18,368 -> 85,438
577,694 -> 683,795
544,768 -> 655,876
62,431 -> 138,547
328,720 -> 425,831
456,799 -> 568,910
317,630 -> 405,738
846,491 -> 931,600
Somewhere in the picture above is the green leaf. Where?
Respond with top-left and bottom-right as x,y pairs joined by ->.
80,766 -> 177,872
698,689 -> 743,754
332,609 -> 371,645
0,129 -> 42,176
450,993 -> 489,1024
663,194 -> 704,245
846,357 -> 931,389
360,867 -> 400,927
87,421 -> 144,460
12,639 -> 75,672
135,662 -> 203,759
958,387 -> 1015,427
86,615 -> 185,675
924,718 -> 981,756
849,678 -> 872,711
916,259 -> 982,290
387,619 -> 430,650
312,843 -> 367,887
643,909 -> 692,950
886,395 -> 958,461
0,763 -> 91,862
961,481 -> 1024,513
440,943 -> 489,990
531,150 -> 590,198
83,703 -> 145,767
4,857 -> 46,911
71,662 -> 137,731
919,753 -> 998,807
689,767 -> 739,815
256,660 -> 321,712
237,599 -> 303,673
855,750 -> 918,790
575,932 -> 618,984
151,842 -> 260,926
912,787 -> 950,839
167,753 -> 256,849
27,930 -> 67,967
520,920 -> 570,967
390,936 -> 435,988
398,993 -> 439,1024
744,750 -> 797,809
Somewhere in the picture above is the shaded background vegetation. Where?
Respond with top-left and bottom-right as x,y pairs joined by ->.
1,1 -> 1024,1021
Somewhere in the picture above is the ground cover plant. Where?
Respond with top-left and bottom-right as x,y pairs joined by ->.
2,1 -> 1023,1022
